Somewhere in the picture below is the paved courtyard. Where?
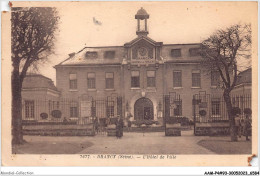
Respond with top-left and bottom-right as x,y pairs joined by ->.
13,130 -> 252,154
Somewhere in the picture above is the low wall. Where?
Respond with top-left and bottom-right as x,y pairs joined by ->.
126,126 -> 165,132
22,124 -> 95,136
194,122 -> 230,136
107,125 -> 116,136
107,125 -> 166,135
165,123 -> 182,136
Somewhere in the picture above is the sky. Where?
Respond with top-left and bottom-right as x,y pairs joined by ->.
27,1 -> 257,84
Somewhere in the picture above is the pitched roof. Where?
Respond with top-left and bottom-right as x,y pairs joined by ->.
55,46 -> 125,66
22,74 -> 58,92
236,68 -> 252,85
124,36 -> 162,47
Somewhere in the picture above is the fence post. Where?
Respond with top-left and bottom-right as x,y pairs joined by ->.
164,95 -> 170,134
117,96 -> 122,117
192,95 -> 196,135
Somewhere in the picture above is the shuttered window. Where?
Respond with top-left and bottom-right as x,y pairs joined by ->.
173,71 -> 182,87
147,71 -> 155,87
104,51 -> 115,59
189,48 -> 200,57
171,49 -> 181,57
131,71 -> 140,88
192,70 -> 201,87
106,72 -> 114,89
87,73 -> 96,89
69,73 -> 77,90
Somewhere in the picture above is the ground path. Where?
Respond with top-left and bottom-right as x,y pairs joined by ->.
14,130 -> 251,154
14,131 -> 213,154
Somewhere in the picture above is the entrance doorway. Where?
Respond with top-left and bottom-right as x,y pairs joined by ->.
134,97 -> 154,120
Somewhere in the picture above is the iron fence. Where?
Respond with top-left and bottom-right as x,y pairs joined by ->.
22,95 -> 123,126
192,92 -> 251,123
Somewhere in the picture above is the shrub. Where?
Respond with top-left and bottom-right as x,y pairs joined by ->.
131,120 -> 159,127
51,110 -> 62,118
244,108 -> 252,115
166,117 -> 190,126
40,113 -> 48,119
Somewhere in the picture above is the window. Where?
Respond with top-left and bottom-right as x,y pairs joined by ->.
212,98 -> 220,116
70,102 -> 78,117
173,71 -> 182,87
171,49 -> 181,57
189,48 -> 200,57
192,70 -> 201,87
69,73 -> 77,90
147,71 -> 155,87
104,51 -> 115,59
211,71 -> 220,86
131,71 -> 140,88
87,73 -> 96,89
25,100 -> 34,119
105,72 -> 114,89
85,51 -> 98,59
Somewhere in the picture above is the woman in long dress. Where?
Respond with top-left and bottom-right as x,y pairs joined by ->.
115,117 -> 124,139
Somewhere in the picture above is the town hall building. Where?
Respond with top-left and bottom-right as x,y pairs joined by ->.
54,8 -> 224,125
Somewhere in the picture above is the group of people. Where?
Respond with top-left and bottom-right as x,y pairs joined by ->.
234,112 -> 252,141
93,116 -> 124,139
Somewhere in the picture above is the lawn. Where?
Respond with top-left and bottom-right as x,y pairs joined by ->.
12,140 -> 93,154
197,137 -> 252,154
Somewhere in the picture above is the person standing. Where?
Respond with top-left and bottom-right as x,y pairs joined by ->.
115,116 -> 124,139
243,108 -> 252,141
234,113 -> 241,138
244,114 -> 252,141
94,117 -> 99,134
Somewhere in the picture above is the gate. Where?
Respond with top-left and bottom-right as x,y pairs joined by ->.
164,92 -> 182,124
91,95 -> 122,119
91,94 -> 123,135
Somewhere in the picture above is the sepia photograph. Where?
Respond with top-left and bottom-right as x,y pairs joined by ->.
1,1 -> 258,167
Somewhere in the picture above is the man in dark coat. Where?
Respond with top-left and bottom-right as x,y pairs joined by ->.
115,116 -> 124,139
243,108 -> 252,141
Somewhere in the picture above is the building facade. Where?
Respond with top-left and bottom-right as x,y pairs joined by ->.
21,74 -> 60,121
232,68 -> 252,95
55,8 -> 224,125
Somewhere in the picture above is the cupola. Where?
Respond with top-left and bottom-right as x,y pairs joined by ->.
135,7 -> 149,37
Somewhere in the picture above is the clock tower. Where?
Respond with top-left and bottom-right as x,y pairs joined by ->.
135,7 -> 149,37
124,7 -> 162,62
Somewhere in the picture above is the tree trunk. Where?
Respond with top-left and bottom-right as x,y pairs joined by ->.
223,90 -> 237,141
11,69 -> 23,145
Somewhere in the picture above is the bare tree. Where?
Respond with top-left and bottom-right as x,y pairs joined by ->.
201,24 -> 251,141
11,7 -> 59,144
